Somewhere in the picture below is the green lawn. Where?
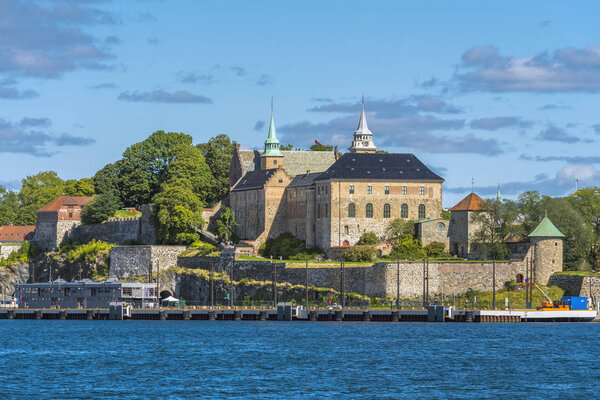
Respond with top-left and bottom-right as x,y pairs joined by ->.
554,271 -> 600,276
113,209 -> 142,219
452,285 -> 565,309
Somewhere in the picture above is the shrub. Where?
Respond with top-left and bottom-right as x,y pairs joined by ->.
424,241 -> 447,257
390,234 -> 425,260
0,241 -> 41,267
261,232 -> 320,259
343,247 -> 378,262
190,240 -> 218,255
60,239 -> 114,264
81,193 -> 122,224
358,232 -> 379,245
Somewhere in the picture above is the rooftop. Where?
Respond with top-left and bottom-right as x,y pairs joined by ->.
0,225 -> 35,242
231,169 -> 278,192
528,216 -> 565,238
38,196 -> 93,212
450,193 -> 492,212
238,150 -> 337,178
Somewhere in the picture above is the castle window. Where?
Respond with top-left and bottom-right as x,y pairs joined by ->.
349,185 -> 354,195
325,204 -> 329,218
385,186 -> 389,195
344,226 -> 349,235
401,204 -> 408,218
325,187 -> 328,194
418,204 -> 426,219
367,185 -> 372,195
278,179 -> 283,183
402,186 -> 407,195
348,203 -> 355,218
383,204 -> 391,218
419,186 -> 425,195
273,159 -> 277,165
366,203 -> 373,218
317,204 -> 321,218
555,242 -> 558,246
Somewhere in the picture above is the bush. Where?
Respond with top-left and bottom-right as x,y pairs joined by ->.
0,241 -> 41,267
60,239 -> 114,264
424,241 -> 447,257
81,193 -> 122,224
343,247 -> 378,262
390,234 -> 425,260
190,240 -> 218,256
261,232 -> 320,260
358,232 -> 379,245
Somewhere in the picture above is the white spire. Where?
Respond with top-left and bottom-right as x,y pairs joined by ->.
349,98 -> 377,153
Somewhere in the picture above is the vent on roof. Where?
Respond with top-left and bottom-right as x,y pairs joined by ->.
352,158 -> 356,161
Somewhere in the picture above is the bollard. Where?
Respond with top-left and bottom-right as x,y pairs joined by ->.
159,310 -> 167,321
35,310 -> 42,320
208,310 -> 216,320
7,310 -> 15,320
362,311 -> 371,322
86,310 -> 94,320
391,311 -> 399,322
309,310 -> 318,321
183,310 -> 191,320
465,310 -> 474,322
334,310 -> 343,322
233,310 -> 242,321
59,310 -> 67,320
259,310 -> 268,321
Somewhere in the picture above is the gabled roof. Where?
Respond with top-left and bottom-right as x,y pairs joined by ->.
450,193 -> 491,212
38,196 -> 93,212
528,216 -> 565,238
288,172 -> 322,188
231,169 -> 278,192
0,226 -> 35,242
237,150 -> 337,178
314,153 -> 444,181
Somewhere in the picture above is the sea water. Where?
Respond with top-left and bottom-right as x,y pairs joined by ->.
0,321 -> 598,399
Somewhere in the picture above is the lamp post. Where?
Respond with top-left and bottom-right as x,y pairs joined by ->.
492,256 -> 496,310
396,257 -> 400,310
305,257 -> 309,309
272,256 -> 277,307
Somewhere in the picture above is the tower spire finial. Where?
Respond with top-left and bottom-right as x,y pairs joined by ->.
471,178 -> 474,193
362,94 -> 364,108
271,96 -> 273,114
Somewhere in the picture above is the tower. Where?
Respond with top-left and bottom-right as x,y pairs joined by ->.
527,213 -> 565,285
349,98 -> 377,153
260,100 -> 284,170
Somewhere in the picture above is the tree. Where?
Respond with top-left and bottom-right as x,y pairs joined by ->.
17,171 -> 65,225
343,247 -> 377,262
151,178 -> 204,244
358,232 -> 379,245
470,200 -> 510,260
118,131 -> 193,206
310,143 -> 333,151
568,187 -> 600,268
80,193 -> 122,225
165,144 -> 213,205
390,234 -> 426,260
424,242 -> 447,257
64,178 -> 95,197
385,219 -> 415,243
215,207 -> 236,243
197,134 -> 237,206
0,186 -> 19,226
93,161 -> 122,197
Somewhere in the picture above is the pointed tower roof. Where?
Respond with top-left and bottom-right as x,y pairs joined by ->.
355,105 -> 372,136
261,101 -> 283,157
528,215 -> 565,238
450,192 -> 492,211
349,98 -> 377,153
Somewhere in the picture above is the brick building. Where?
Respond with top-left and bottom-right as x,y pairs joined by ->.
229,103 -> 444,254
32,196 -> 93,250
0,225 -> 36,260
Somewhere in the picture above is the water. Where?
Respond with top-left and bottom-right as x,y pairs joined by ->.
1,321 -> 599,399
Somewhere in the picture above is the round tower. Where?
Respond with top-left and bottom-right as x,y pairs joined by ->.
527,214 -> 565,285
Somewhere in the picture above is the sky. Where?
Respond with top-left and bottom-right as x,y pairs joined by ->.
1,0 -> 600,208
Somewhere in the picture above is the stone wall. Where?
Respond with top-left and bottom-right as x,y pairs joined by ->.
0,244 -> 22,260
417,219 -> 450,249
74,219 -> 140,244
32,220 -> 58,250
109,245 -> 186,278
548,274 -> 600,298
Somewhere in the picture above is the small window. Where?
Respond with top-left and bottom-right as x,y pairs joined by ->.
273,159 -> 278,165
278,178 -> 283,183
366,203 -> 373,218
385,185 -> 389,195
401,204 -> 408,218
325,187 -> 328,194
348,203 -> 355,218
418,204 -> 426,219
367,185 -> 372,195
317,204 -> 321,218
325,204 -> 329,218
383,204 -> 391,218
402,186 -> 407,195
419,186 -> 425,195
344,226 -> 349,235
349,185 -> 354,195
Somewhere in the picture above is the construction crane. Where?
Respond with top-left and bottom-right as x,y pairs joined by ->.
524,280 -> 570,310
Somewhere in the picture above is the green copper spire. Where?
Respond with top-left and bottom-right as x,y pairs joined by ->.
261,97 -> 283,157
496,184 -> 501,202
528,213 -> 565,238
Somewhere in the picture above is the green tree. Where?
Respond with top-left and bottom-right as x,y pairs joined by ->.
470,199 -> 512,260
0,186 -> 19,226
390,234 -> 426,260
358,232 -> 379,245
93,161 -> 122,197
309,143 -> 333,151
64,178 -> 95,197
118,131 -> 193,206
197,134 -> 237,205
151,178 -> 205,244
215,207 -> 236,243
343,247 -> 378,262
385,219 -> 415,243
568,187 -> 600,268
17,171 -> 65,225
165,144 -> 213,205
80,193 -> 122,225
424,242 -> 447,257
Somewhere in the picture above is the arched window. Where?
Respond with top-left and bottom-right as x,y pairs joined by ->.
418,204 -> 426,219
383,204 -> 391,218
401,203 -> 408,218
348,203 -> 355,218
366,203 -> 373,218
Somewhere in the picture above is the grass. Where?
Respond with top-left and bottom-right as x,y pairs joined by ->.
554,271 -> 600,276
452,285 -> 565,309
113,209 -> 141,219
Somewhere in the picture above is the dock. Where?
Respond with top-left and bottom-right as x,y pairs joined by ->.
0,306 -> 596,322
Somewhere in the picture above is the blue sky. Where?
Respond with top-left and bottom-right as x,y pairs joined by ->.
1,0 -> 600,207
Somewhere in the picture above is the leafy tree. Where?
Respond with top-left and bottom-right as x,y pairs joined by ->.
80,193 -> 122,225
197,134 -> 237,205
262,232 -> 306,259
17,171 -> 65,225
165,144 -> 213,205
568,187 -> 600,268
390,234 -> 426,260
310,143 -> 333,151
470,199 -> 511,260
0,186 -> 19,226
385,219 -> 415,243
441,209 -> 451,219
151,178 -> 204,245
118,131 -> 193,206
64,178 -> 95,197
424,242 -> 448,257
358,232 -> 379,245
93,161 -> 122,197
280,144 -> 294,151
215,207 -> 236,243
343,247 -> 378,262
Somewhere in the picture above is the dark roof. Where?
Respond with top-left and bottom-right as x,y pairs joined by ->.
288,172 -> 322,188
231,169 -> 277,192
314,153 -> 444,181
238,150 -> 336,177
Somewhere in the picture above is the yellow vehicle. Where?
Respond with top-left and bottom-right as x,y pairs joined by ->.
524,281 -> 571,310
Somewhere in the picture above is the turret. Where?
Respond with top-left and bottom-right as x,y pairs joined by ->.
349,98 -> 377,153
528,213 -> 565,284
260,101 -> 284,170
